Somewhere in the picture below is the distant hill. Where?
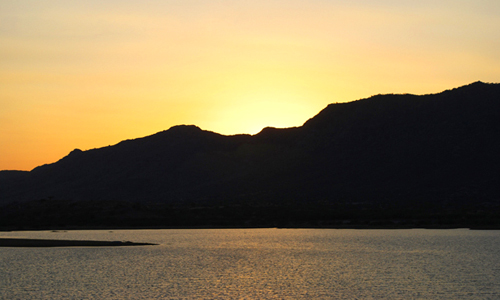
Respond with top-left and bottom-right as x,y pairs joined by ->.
1,81 -> 499,229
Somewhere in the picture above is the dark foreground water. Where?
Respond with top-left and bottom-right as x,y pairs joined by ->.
1,229 -> 499,299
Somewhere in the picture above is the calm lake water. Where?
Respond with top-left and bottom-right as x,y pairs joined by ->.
1,229 -> 499,299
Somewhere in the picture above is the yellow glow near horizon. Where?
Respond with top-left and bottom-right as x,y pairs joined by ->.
1,0 -> 500,170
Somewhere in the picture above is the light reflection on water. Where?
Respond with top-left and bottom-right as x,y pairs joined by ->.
1,229 -> 499,299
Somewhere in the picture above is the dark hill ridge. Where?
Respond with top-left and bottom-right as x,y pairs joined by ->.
1,81 -> 500,229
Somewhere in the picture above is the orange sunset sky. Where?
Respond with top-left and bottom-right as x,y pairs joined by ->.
1,0 -> 500,171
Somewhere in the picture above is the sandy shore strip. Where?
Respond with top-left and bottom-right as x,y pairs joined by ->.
0,238 -> 157,247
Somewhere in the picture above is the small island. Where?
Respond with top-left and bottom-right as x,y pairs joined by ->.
0,238 -> 157,247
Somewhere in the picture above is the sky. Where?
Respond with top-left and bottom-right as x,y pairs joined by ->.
1,0 -> 500,171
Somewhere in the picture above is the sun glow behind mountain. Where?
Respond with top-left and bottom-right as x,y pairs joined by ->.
1,0 -> 500,170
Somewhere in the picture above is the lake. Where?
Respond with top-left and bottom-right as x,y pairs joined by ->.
1,229 -> 499,299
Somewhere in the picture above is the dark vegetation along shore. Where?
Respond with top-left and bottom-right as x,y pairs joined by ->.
0,81 -> 499,230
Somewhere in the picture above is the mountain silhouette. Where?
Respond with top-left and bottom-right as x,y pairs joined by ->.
1,81 -> 499,229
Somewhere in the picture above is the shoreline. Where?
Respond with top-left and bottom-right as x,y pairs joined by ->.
0,238 -> 157,247
2,224 -> 499,233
